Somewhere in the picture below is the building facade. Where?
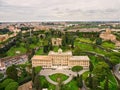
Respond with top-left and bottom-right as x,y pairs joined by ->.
51,38 -> 62,46
100,28 -> 120,48
100,28 -> 116,41
32,49 -> 89,69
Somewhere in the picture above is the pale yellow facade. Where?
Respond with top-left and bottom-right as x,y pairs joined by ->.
100,28 -> 116,41
51,38 -> 62,46
32,49 -> 89,69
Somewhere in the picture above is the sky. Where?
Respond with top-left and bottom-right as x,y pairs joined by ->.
0,0 -> 120,22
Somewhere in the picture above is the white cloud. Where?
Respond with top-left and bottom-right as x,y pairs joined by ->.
0,0 -> 120,21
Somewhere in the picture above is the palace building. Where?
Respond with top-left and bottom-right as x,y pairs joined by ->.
32,49 -> 90,69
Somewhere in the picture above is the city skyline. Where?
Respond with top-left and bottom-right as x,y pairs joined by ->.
0,0 -> 120,22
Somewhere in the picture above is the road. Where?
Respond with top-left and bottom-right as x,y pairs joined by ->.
40,69 -> 87,76
113,64 -> 120,80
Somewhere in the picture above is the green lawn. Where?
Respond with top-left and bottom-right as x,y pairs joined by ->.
102,41 -> 115,49
35,47 -> 44,55
76,38 -> 92,43
53,46 -> 59,52
89,56 -> 99,66
6,46 -> 27,56
30,40 -> 43,49
74,40 -> 109,55
40,75 -> 79,90
49,73 -> 69,82
82,71 -> 90,80
39,76 -> 56,90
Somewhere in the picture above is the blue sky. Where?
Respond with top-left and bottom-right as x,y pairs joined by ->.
0,0 -> 120,22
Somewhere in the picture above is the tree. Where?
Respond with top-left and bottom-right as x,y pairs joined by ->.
88,73 -> 93,88
34,66 -> 42,75
6,65 -> 18,81
77,75 -> 83,88
34,75 -> 42,90
32,67 -> 36,83
15,41 -> 20,47
62,35 -> 67,46
0,73 -> 4,79
5,82 -> 18,90
43,45 -> 49,53
93,62 -> 109,82
96,38 -> 102,45
1,79 -> 14,89
89,61 -> 94,72
73,46 -> 82,55
71,39 -> 74,49
92,76 -> 99,90
72,66 -> 83,75
110,56 -> 120,66
104,77 -> 109,90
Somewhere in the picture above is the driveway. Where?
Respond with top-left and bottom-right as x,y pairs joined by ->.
39,69 -> 88,85
113,64 -> 120,80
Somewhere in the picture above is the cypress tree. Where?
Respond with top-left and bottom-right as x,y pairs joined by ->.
104,77 -> 109,90
88,73 -> 93,88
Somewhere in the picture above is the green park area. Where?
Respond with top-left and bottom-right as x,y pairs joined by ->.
102,41 -> 115,49
6,46 -> 27,56
0,29 -> 120,90
49,73 -> 68,82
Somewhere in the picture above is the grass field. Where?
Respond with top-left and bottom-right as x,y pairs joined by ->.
102,41 -> 115,49
6,46 -> 27,56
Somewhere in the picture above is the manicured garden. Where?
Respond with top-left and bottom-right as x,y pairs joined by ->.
102,41 -> 115,49
6,46 -> 27,56
49,73 -> 69,82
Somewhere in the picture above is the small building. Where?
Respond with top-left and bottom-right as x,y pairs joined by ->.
51,38 -> 62,46
0,34 -> 9,42
32,49 -> 89,69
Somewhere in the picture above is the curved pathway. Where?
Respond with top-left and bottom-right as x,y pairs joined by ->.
45,75 -> 58,85
113,64 -> 120,80
39,69 -> 88,85
63,74 -> 73,84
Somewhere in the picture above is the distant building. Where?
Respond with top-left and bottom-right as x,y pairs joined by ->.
51,38 -> 62,46
0,55 -> 28,69
100,28 -> 120,48
100,28 -> 116,41
115,41 -> 120,49
0,34 -> 9,42
32,49 -> 89,69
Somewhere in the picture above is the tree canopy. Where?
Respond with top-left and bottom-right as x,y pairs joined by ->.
72,66 -> 83,73
0,79 -> 14,89
93,62 -> 110,81
5,82 -> 18,90
6,65 -> 18,81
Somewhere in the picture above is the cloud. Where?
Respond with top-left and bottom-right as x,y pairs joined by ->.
0,0 -> 120,21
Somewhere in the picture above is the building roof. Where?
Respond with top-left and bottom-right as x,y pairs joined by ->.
48,51 -> 72,56
52,38 -> 62,40
32,55 -> 51,60
70,56 -> 90,61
